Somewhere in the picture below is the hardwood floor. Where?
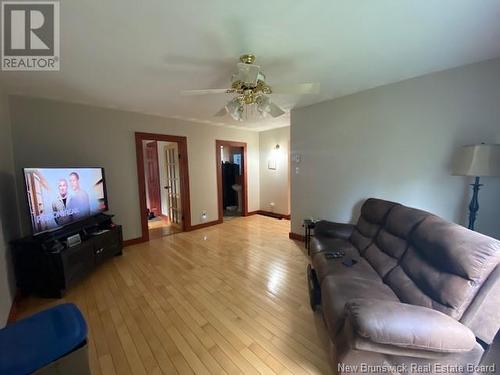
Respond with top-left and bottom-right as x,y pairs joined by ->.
148,216 -> 182,239
17,215 -> 332,374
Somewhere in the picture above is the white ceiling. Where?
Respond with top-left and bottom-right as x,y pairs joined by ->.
2,0 -> 500,131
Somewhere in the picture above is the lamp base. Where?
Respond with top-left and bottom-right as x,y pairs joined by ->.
467,176 -> 482,230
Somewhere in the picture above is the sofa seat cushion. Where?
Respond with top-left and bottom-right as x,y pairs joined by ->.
312,249 -> 381,284
310,236 -> 352,256
321,276 -> 399,338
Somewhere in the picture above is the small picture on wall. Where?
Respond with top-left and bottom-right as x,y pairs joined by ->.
268,160 -> 276,170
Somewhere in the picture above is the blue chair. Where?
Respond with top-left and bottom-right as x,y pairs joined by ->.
0,303 -> 90,375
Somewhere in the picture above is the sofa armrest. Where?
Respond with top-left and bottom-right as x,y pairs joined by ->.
344,299 -> 476,353
314,221 -> 354,240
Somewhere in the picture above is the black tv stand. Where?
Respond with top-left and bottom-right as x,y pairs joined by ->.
11,214 -> 123,298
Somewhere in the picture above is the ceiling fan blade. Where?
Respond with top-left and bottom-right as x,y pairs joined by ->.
181,89 -> 233,96
268,102 -> 286,118
214,107 -> 227,117
271,83 -> 320,95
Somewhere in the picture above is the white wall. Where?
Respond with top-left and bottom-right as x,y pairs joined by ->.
259,127 -> 290,215
0,88 -> 19,326
291,59 -> 500,239
9,97 -> 260,240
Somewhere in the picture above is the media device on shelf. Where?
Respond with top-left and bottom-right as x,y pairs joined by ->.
23,167 -> 109,236
11,167 -> 123,298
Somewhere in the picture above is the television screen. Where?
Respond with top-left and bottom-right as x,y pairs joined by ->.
23,167 -> 108,235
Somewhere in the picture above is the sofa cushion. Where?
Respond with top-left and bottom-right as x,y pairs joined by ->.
385,215 -> 500,319
321,276 -> 399,338
411,216 -> 500,281
310,237 -> 352,256
350,218 -> 378,252
349,199 -> 399,252
344,299 -> 476,353
313,249 -> 381,284
362,205 -> 431,278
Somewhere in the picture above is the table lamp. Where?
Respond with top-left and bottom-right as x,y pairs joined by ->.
452,144 -> 500,230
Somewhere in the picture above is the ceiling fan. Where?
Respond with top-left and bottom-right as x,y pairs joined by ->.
181,54 -> 320,121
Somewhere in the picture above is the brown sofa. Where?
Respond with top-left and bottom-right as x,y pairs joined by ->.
308,198 -> 500,374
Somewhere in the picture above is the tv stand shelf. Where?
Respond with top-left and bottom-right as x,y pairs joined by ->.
11,214 -> 123,298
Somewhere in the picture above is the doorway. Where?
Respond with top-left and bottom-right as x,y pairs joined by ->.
135,132 -> 191,242
216,140 -> 248,221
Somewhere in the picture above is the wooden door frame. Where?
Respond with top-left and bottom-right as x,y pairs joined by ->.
216,140 -> 248,221
144,141 -> 162,216
135,132 -> 191,242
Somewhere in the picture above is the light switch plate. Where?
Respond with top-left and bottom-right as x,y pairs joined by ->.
292,153 -> 301,163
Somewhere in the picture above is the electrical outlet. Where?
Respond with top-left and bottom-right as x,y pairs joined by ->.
269,202 -> 275,207
201,211 -> 208,221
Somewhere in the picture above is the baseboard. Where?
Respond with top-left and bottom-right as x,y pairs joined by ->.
7,289 -> 22,324
187,219 -> 222,231
123,237 -> 147,247
289,232 -> 305,241
250,210 -> 291,220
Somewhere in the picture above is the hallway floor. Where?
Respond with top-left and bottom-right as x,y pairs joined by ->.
148,216 -> 182,239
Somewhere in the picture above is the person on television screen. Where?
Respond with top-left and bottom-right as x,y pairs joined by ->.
52,179 -> 73,225
67,172 -> 90,219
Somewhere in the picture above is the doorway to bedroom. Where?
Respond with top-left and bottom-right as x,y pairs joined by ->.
135,132 -> 191,241
216,140 -> 248,222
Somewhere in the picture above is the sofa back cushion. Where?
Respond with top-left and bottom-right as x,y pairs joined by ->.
385,215 -> 500,320
363,205 -> 431,277
349,199 -> 399,252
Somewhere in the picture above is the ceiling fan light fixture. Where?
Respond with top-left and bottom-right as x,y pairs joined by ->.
239,54 -> 256,64
256,95 -> 271,116
236,63 -> 260,86
225,98 -> 244,121
182,54 -> 319,122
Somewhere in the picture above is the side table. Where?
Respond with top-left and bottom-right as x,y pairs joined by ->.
303,219 -> 316,255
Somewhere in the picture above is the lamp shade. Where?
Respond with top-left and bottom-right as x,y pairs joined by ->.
452,144 -> 500,177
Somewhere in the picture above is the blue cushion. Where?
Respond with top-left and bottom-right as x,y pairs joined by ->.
0,303 -> 87,375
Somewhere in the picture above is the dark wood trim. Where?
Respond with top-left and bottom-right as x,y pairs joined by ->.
187,219 -> 223,232
247,210 -> 259,216
289,232 -> 305,241
123,237 -> 147,247
7,289 -> 22,324
135,132 -> 191,242
145,141 -> 162,216
252,210 -> 290,220
216,140 -> 248,222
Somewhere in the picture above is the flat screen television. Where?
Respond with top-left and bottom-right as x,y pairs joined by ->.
23,167 -> 109,236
